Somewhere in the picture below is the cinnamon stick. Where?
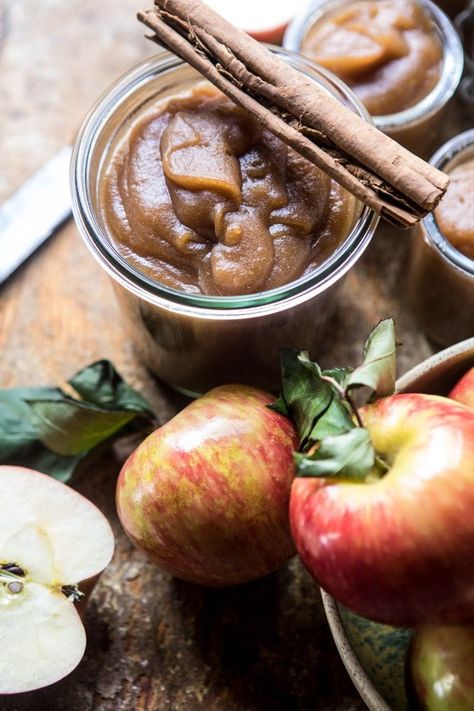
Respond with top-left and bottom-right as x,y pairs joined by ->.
138,0 -> 448,227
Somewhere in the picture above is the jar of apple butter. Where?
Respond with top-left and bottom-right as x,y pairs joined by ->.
71,50 -> 378,395
284,0 -> 464,157
407,129 -> 474,346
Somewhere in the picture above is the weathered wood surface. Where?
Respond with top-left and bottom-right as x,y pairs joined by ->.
0,2 -> 470,709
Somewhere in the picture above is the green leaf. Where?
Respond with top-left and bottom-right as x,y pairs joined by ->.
346,319 -> 396,397
269,394 -> 289,418
0,392 -> 39,460
0,361 -> 155,482
7,443 -> 83,483
271,349 -> 334,445
69,360 -> 155,415
27,400 -> 139,456
321,367 -> 354,387
294,428 -> 375,481
309,397 -> 354,440
273,321 -> 398,484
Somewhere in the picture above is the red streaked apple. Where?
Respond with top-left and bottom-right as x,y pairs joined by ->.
407,624 -> 474,710
0,465 -> 114,694
449,367 -> 474,409
116,384 -> 297,586
290,393 -> 474,627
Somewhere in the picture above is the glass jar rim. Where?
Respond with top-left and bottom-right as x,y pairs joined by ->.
71,47 -> 378,319
283,0 -> 464,131
422,128 -> 474,277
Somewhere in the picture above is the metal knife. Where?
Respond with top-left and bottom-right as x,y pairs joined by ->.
0,145 -> 72,284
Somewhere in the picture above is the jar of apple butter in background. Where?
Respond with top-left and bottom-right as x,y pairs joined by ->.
71,50 -> 378,396
284,0 -> 464,157
407,129 -> 474,347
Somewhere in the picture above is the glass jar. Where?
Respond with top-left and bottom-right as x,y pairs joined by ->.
284,0 -> 464,158
71,49 -> 378,396
407,129 -> 474,347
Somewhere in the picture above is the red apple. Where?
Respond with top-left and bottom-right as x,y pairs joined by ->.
449,367 -> 474,410
290,393 -> 474,627
204,0 -> 307,44
116,384 -> 297,586
407,624 -> 474,710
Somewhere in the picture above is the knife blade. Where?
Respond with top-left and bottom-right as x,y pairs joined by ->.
0,145 -> 72,284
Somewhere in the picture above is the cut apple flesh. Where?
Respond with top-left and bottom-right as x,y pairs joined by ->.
0,577 -> 86,694
0,466 -> 114,694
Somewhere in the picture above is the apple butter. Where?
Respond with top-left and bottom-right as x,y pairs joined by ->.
101,85 -> 356,296
407,133 -> 474,347
301,0 -> 443,116
435,159 -> 474,261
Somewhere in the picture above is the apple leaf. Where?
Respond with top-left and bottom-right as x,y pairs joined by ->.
271,350 -> 354,446
0,392 -> 41,460
308,397 -> 354,440
27,400 -> 141,456
273,319 -> 397,482
345,319 -> 396,398
68,360 -> 155,415
0,361 -> 155,482
294,428 -> 375,480
270,349 -> 334,445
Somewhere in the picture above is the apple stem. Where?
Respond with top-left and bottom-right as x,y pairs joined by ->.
374,454 -> 390,475
345,391 -> 364,429
319,375 -> 364,428
61,585 -> 85,603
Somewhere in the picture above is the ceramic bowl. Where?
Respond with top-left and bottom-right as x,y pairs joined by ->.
322,337 -> 474,711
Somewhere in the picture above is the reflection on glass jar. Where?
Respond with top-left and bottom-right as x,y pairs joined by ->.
407,129 -> 474,347
284,0 -> 464,157
112,281 -> 338,395
71,50 -> 378,396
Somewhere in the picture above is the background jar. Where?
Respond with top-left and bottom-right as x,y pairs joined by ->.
71,49 -> 378,396
407,129 -> 474,347
284,0 -> 464,158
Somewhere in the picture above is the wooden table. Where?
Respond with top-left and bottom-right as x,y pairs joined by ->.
0,2 -> 469,709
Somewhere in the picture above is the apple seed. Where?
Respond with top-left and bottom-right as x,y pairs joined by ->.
0,566 -> 85,602
1,563 -> 25,577
7,581 -> 24,594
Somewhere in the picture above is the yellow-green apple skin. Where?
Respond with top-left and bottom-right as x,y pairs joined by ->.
449,367 -> 474,410
290,393 -> 474,627
408,625 -> 474,710
116,385 -> 298,586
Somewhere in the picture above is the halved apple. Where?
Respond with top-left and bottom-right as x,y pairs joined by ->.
0,465 -> 114,694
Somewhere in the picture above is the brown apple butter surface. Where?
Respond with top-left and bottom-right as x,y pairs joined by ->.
101,85 -> 356,296
435,159 -> 474,260
302,0 -> 442,116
